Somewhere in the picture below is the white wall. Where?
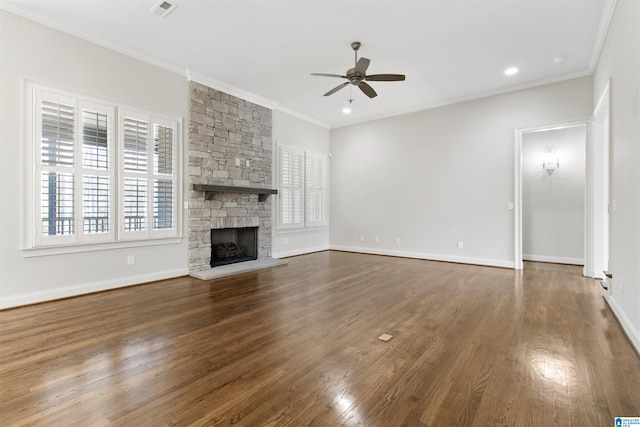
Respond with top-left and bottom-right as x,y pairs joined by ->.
522,126 -> 586,264
592,0 -> 640,352
0,11 -> 189,308
272,110 -> 331,257
330,77 -> 592,268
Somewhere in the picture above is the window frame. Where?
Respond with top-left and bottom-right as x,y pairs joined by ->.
22,81 -> 182,256
277,144 -> 328,231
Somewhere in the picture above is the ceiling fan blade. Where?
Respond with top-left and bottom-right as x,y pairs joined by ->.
355,57 -> 370,75
358,81 -> 377,98
311,73 -> 347,79
323,82 -> 350,96
366,74 -> 406,82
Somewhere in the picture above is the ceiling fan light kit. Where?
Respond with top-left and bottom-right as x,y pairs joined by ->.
311,41 -> 406,99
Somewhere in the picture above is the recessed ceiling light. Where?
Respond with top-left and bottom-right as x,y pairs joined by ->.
553,56 -> 566,64
342,98 -> 354,114
504,67 -> 519,76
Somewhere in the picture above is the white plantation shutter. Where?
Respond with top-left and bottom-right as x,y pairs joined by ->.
35,90 -> 116,244
39,96 -> 75,240
121,114 -> 149,233
305,152 -> 326,226
279,145 -> 305,228
123,118 -> 148,172
41,99 -> 75,167
27,82 -> 180,251
278,145 -> 328,230
81,104 -> 114,238
120,111 -> 178,237
152,123 -> 175,230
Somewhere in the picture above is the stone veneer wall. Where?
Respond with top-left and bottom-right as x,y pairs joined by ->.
188,81 -> 273,271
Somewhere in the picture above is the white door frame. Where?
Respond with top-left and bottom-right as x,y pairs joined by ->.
590,79 -> 611,279
513,118 -> 591,271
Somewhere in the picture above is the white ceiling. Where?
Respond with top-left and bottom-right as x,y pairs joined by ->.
2,0 -> 615,128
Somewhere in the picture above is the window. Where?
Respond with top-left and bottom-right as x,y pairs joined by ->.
278,145 -> 327,229
305,152 -> 325,226
26,83 -> 180,251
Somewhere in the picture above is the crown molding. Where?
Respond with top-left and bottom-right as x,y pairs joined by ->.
588,0 -> 618,72
274,106 -> 330,129
0,3 -> 187,77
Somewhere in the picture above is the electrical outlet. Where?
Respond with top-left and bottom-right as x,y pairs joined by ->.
374,236 -> 380,243
127,255 -> 135,265
457,241 -> 464,249
246,160 -> 250,167
235,158 -> 241,166
359,235 -> 365,242
284,237 -> 288,245
395,238 -> 400,245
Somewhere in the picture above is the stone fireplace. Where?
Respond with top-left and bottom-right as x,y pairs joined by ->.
188,81 -> 274,272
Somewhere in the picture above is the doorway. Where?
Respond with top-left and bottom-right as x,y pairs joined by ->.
514,119 -> 590,272
521,125 -> 586,265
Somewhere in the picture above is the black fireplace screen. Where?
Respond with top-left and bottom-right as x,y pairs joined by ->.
210,227 -> 258,267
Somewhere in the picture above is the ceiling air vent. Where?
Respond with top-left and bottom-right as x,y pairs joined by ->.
149,0 -> 177,18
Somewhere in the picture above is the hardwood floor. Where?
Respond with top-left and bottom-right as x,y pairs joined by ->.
1,251 -> 639,426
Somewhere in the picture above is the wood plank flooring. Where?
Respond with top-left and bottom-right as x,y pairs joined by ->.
1,251 -> 639,426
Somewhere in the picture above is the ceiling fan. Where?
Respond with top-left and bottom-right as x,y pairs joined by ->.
311,41 -> 406,99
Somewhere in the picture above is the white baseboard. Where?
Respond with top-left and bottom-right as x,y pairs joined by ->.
272,245 -> 329,259
523,254 -> 584,265
0,268 -> 189,310
605,294 -> 640,355
329,245 -> 513,269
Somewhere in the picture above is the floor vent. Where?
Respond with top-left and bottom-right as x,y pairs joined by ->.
149,0 -> 177,18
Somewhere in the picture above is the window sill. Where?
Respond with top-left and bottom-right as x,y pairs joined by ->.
21,236 -> 184,258
276,225 -> 328,234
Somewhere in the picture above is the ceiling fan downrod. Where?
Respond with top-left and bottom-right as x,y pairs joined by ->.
352,41 -> 361,66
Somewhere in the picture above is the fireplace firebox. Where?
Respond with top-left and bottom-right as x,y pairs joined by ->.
210,227 -> 258,267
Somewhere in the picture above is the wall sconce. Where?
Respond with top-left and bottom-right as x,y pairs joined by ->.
542,146 -> 559,175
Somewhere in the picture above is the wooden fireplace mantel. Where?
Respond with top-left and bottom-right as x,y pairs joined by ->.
192,184 -> 278,202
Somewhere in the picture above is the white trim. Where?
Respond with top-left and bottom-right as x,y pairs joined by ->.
594,78 -> 612,115
273,245 -> 329,259
585,116 -> 595,278
590,78 -> 611,280
514,128 -> 523,270
330,245 -> 513,269
0,3 -> 187,77
605,294 -> 640,355
588,0 -> 618,72
0,268 -> 188,310
275,105 -> 330,129
21,236 -> 182,257
522,254 -> 584,265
